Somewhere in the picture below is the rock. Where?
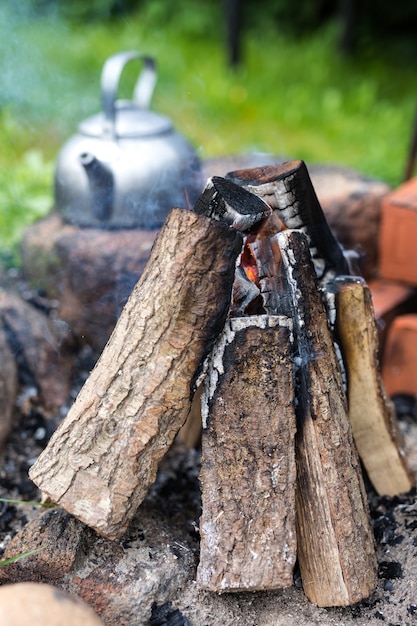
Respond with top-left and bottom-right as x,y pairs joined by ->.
0,315 -> 18,449
0,507 -> 91,583
0,582 -> 104,625
21,213 -> 158,354
309,165 -> 390,280
0,289 -> 74,416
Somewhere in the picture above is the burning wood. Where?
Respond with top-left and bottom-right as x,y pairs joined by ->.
29,161 -> 415,607
228,160 -> 414,498
226,160 -> 350,285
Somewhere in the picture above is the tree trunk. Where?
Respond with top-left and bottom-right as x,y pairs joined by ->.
197,315 -> 297,592
277,230 -> 378,607
30,208 -> 243,540
335,276 -> 413,495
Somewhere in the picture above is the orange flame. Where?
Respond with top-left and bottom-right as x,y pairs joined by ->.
241,243 -> 258,284
244,265 -> 257,283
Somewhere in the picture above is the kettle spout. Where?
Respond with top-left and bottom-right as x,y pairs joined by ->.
80,152 -> 114,222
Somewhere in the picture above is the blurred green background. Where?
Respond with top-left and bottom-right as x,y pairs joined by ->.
1,0 -> 416,259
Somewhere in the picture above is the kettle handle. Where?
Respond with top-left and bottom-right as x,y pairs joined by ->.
101,51 -> 157,138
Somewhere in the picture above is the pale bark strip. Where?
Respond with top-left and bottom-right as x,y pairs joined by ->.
335,276 -> 414,495
197,315 -> 297,592
176,385 -> 203,449
277,229 -> 377,607
30,209 -> 243,540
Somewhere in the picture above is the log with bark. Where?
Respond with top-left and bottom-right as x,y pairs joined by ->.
277,229 -> 378,607
29,207 -> 244,540
197,315 -> 297,592
334,276 -> 413,495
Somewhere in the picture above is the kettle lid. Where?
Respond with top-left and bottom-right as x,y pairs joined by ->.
79,104 -> 172,139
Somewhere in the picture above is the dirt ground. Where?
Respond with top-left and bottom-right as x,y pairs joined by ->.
0,384 -> 416,626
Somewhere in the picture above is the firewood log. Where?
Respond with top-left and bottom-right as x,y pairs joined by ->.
29,208 -> 243,540
178,176 -> 277,446
197,315 -> 297,592
334,276 -> 414,495
277,230 -> 378,607
227,160 -> 350,284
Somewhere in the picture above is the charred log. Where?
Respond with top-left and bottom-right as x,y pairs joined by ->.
194,175 -> 271,233
227,160 -> 350,284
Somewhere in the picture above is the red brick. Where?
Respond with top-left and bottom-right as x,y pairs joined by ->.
379,177 -> 417,286
381,314 -> 417,397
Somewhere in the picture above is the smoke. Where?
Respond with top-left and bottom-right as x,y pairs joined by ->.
0,2 -> 96,130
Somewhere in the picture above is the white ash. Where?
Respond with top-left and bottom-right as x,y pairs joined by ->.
200,316 -> 293,428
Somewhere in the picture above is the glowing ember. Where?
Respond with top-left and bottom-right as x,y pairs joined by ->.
241,243 -> 258,284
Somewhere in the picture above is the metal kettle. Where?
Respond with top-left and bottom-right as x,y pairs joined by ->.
54,51 -> 203,229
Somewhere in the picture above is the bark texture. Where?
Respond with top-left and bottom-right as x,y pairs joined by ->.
335,276 -> 413,495
277,230 -> 378,607
197,315 -> 297,592
29,209 -> 243,539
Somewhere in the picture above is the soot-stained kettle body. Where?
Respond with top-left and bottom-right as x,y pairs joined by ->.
54,51 -> 204,229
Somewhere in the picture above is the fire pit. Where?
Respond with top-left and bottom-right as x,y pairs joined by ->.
0,157 -> 411,623
26,161 -> 415,598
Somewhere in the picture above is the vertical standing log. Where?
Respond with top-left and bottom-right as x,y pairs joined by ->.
277,230 -> 377,607
334,276 -> 413,495
197,315 -> 297,592
29,209 -> 243,540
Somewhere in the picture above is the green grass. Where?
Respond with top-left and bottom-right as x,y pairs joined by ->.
0,3 -> 416,258
0,548 -> 45,567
